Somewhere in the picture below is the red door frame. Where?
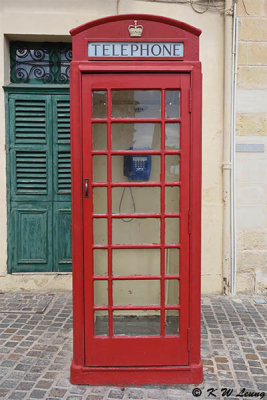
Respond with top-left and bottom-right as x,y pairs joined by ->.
70,14 -> 202,385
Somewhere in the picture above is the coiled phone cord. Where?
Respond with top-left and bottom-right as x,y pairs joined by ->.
119,186 -> 136,222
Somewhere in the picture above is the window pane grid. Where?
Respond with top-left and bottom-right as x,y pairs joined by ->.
91,88 -> 181,338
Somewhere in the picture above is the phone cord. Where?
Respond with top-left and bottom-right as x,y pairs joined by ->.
119,186 -> 136,222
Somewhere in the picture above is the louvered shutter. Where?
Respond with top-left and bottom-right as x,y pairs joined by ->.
52,95 -> 72,271
9,94 -> 53,272
8,92 -> 72,273
10,94 -> 52,202
52,95 -> 71,201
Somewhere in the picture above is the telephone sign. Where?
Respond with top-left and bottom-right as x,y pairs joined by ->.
88,42 -> 184,57
70,14 -> 203,386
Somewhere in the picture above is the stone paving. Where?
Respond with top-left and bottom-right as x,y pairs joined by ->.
0,292 -> 266,400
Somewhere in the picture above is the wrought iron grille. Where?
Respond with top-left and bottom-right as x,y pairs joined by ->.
10,42 -> 72,84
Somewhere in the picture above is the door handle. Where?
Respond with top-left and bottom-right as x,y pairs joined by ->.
84,178 -> 89,198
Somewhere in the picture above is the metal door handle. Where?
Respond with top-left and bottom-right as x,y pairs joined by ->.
84,178 -> 89,198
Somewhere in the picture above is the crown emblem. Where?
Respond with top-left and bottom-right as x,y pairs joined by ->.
128,20 -> 143,37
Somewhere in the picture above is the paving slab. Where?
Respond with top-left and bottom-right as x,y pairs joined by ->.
0,292 -> 266,399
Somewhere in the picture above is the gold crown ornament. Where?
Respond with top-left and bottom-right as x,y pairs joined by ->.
128,20 -> 143,37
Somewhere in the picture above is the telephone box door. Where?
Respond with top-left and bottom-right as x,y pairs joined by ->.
82,72 -> 191,367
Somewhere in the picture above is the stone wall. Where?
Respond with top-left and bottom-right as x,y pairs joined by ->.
0,0 -> 225,292
236,0 -> 267,293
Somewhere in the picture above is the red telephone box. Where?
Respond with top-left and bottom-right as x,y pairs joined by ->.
70,14 -> 202,385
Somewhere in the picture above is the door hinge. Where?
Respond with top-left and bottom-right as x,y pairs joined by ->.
189,88 -> 192,113
188,210 -> 192,235
187,327 -> 191,352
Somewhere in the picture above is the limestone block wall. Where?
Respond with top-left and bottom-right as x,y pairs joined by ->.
236,0 -> 267,293
0,0 -> 225,292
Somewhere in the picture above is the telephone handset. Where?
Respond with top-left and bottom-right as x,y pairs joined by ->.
124,147 -> 152,181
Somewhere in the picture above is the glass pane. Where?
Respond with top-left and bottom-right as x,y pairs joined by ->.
165,123 -> 180,150
166,90 -> 180,119
94,249 -> 108,276
113,218 -> 160,244
165,155 -> 180,182
93,218 -> 107,244
92,123 -> 106,150
112,90 -> 161,118
112,123 -> 160,150
165,279 -> 179,305
165,187 -> 180,213
93,187 -> 107,213
112,155 -> 160,182
92,91 -> 107,118
113,310 -> 160,336
93,155 -> 107,182
165,248 -> 179,275
165,218 -> 179,244
94,280 -> 108,305
94,310 -> 108,336
112,187 -> 160,214
113,249 -> 160,275
113,280 -> 160,306
165,310 -> 179,335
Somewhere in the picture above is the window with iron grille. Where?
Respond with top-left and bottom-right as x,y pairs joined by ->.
10,41 -> 72,84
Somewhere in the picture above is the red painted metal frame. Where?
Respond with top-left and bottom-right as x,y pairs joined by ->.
70,14 -> 202,385
82,73 -> 188,368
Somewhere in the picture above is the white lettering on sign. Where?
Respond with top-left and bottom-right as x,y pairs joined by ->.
88,42 -> 184,58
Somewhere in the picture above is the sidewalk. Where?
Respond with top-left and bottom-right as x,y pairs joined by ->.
0,292 -> 266,400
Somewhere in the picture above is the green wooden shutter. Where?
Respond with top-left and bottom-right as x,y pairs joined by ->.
53,95 -> 71,201
7,91 -> 72,273
9,95 -> 52,202
52,95 -> 72,271
9,94 -> 53,272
